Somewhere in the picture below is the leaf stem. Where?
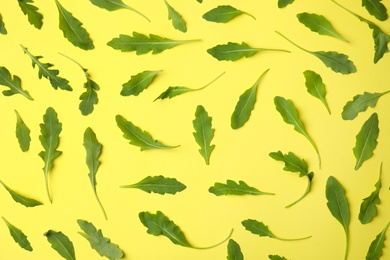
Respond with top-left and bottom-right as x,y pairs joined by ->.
275,31 -> 310,54
198,71 -> 226,90
243,11 -> 256,20
122,5 -> 151,22
192,228 -> 233,249
285,174 -> 312,208
277,235 -> 312,241
45,172 -> 52,204
58,52 -> 89,78
94,191 -> 107,220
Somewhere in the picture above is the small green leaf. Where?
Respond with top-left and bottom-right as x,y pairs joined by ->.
54,0 -> 94,50
202,5 -> 255,23
227,239 -> 243,260
2,217 -> 32,251
77,219 -> 124,260
269,255 -> 289,260
44,230 -> 75,260
366,222 -> 390,260
120,175 -> 186,195
193,105 -> 215,165
278,0 -> 295,8
353,113 -> 379,170
121,70 -> 162,96
164,0 -> 187,32
362,0 -> 388,21
89,0 -> 150,22
0,66 -> 33,100
342,91 -> 390,120
0,180 -> 42,207
303,70 -> 331,114
209,180 -> 274,196
0,14 -> 7,34
18,0 -> 43,29
15,110 -> 31,152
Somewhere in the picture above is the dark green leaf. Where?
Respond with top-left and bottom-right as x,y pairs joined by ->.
54,0 -> 94,50
362,0 -> 388,21
121,70 -> 162,96
354,113 -> 379,170
120,175 -> 186,195
342,91 -> 390,120
227,239 -> 243,260
0,14 -> 6,34
78,219 -> 123,259
0,180 -> 42,207
202,5 -> 255,23
303,70 -> 331,114
269,255 -> 288,260
209,180 -> 274,196
44,230 -> 75,260
116,115 -> 179,151
2,217 -> 32,251
197,0 -> 202,2
278,0 -> 295,8
164,0 -> 186,32
366,222 -> 390,260
0,66 -> 33,100
193,105 -> 215,165
15,110 -> 31,152
89,0 -> 150,22
18,0 -> 43,29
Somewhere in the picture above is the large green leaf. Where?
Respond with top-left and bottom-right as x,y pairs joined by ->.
0,180 -> 42,207
120,175 -> 186,195
3,217 -> 32,251
18,0 -> 43,29
366,222 -> 390,260
209,180 -> 274,196
342,91 -> 390,120
362,0 -> 388,21
121,70 -> 161,96
227,239 -> 243,260
0,66 -> 33,100
193,105 -> 215,164
202,5 -> 255,23
164,0 -> 186,32
44,230 -> 75,260
303,70 -> 331,114
15,110 -> 31,152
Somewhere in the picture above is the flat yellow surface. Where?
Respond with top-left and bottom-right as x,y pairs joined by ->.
0,0 -> 389,259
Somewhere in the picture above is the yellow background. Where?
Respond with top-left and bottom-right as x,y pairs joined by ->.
0,0 -> 389,259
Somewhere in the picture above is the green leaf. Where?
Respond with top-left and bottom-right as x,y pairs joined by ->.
269,255 -> 288,260
77,219 -> 124,260
227,239 -> 243,260
121,70 -> 162,96
342,91 -> 390,120
54,0 -> 94,50
366,222 -> 390,260
274,96 -> 321,167
326,176 -> 350,260
0,180 -> 42,207
107,32 -> 199,55
231,69 -> 269,129
15,110 -> 31,152
297,12 -> 348,42
202,5 -> 255,23
120,175 -> 186,194
359,163 -> 382,224
83,127 -> 107,220
89,0 -> 150,22
278,0 -> 295,8
353,113 -> 379,170
207,42 -> 289,61
0,66 -> 33,100
303,70 -> 331,114
209,180 -> 274,196
20,45 -> 72,91
193,105 -> 215,165
116,115 -> 179,151
39,107 -> 62,203
0,14 -> 7,34
362,0 -> 388,21
44,230 -> 75,260
139,211 -> 232,249
2,217 -> 32,251
18,0 -> 43,29
242,219 -> 311,241
164,0 -> 187,32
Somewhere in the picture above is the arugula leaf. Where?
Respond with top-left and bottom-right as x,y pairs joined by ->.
297,13 -> 348,42
326,176 -> 350,260
121,70 -> 162,96
276,31 -> 356,74
78,219 -> 124,259
116,115 -> 179,151
209,180 -> 274,196
197,0 -> 202,2
139,210 -> 233,249
342,91 -> 390,120
227,239 -> 243,260
39,107 -> 62,203
207,42 -> 289,61
15,110 -> 31,152
2,217 -> 32,251
269,255 -> 288,260
18,0 -> 43,29
164,0 -> 187,32
278,0 -> 295,8
54,0 -> 94,50
0,14 -> 7,34
303,70 -> 331,114
366,222 -> 390,260
274,96 -> 321,167
0,66 -> 33,100
193,105 -> 215,165
0,180 -> 42,207
202,5 -> 255,23
120,175 -> 186,195
359,163 -> 382,224
231,69 -> 269,129
89,0 -> 150,22
44,230 -> 75,260
107,32 -> 199,54
242,219 -> 311,241
154,71 -> 225,101
362,0 -> 388,21
353,113 -> 379,170
20,46 -> 72,91
83,127 -> 107,220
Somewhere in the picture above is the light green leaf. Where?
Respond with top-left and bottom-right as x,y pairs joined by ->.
121,70 -> 162,96
269,255 -> 288,260
15,110 -> 31,152
44,230 -> 75,260
89,0 -> 150,22
193,105 -> 215,165
353,113 -> 379,170
366,222 -> 390,260
116,115 -> 179,151
54,0 -> 94,50
18,0 -> 43,29
120,175 -> 186,195
2,217 -> 32,251
342,91 -> 390,120
0,14 -> 6,34
0,180 -> 42,207
303,70 -> 331,114
39,107 -> 62,203
362,0 -> 388,21
0,66 -> 33,100
278,0 -> 295,8
227,239 -> 243,260
164,0 -> 187,32
209,180 -> 274,196
202,5 -> 255,23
